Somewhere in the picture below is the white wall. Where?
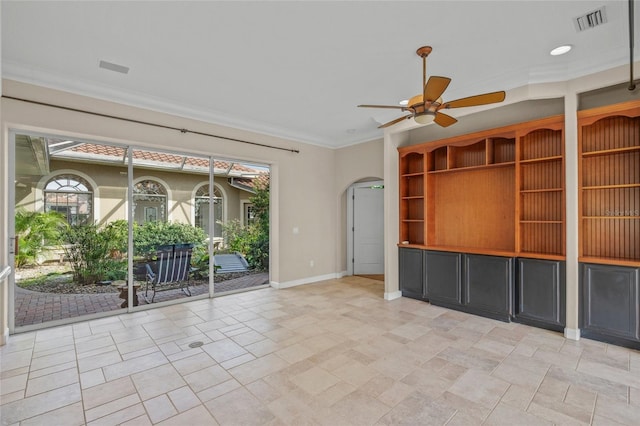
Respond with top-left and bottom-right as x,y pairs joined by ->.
334,139 -> 384,274
0,9 -> 7,344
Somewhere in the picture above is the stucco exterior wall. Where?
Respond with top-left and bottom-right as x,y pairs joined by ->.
13,158 -> 253,227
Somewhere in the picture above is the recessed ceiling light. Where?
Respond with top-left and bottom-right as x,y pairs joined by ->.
399,100 -> 409,106
550,45 -> 572,56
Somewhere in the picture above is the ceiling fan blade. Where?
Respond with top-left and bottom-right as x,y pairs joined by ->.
378,115 -> 412,129
434,112 -> 457,127
358,104 -> 407,110
424,76 -> 451,102
443,91 -> 506,109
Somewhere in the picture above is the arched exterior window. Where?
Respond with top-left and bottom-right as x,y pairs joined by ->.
44,174 -> 93,225
194,184 -> 223,237
133,179 -> 167,225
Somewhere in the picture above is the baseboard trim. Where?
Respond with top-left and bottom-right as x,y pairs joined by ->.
1,327 -> 8,346
271,273 -> 340,290
384,290 -> 402,301
564,327 -> 581,341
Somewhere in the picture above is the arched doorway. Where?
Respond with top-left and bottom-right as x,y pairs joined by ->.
347,180 -> 384,278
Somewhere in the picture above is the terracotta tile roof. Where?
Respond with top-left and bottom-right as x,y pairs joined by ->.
53,142 -> 269,189
71,143 -> 126,157
132,149 -> 183,164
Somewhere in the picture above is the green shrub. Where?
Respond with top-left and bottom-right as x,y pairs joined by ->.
14,210 -> 67,268
221,181 -> 269,271
103,219 -> 129,254
62,223 -> 126,284
222,219 -> 251,255
133,221 -> 207,256
248,181 -> 269,270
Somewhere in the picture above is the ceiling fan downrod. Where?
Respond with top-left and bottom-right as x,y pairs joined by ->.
629,0 -> 636,91
417,46 -> 433,89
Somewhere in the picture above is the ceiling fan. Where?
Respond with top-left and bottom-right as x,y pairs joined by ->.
358,46 -> 506,128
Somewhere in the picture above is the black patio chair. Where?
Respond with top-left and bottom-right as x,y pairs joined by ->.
144,244 -> 193,303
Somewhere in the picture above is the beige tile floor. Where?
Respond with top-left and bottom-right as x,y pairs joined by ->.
1,275 -> 639,425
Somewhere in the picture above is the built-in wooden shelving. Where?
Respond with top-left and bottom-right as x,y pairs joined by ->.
578,100 -> 640,265
399,151 -> 426,245
398,115 -> 565,260
517,126 -> 565,259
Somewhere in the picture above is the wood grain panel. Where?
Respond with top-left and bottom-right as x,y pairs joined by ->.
521,191 -> 563,221
520,160 -> 563,190
402,175 -> 424,197
432,167 -> 515,251
492,138 -> 516,163
401,152 -> 424,174
452,141 -> 486,168
582,151 -> 640,187
520,223 -> 563,255
582,218 -> 639,261
520,129 -> 562,160
433,147 -> 447,171
581,116 -> 640,153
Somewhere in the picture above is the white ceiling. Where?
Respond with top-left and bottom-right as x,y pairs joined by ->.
2,1 -> 638,149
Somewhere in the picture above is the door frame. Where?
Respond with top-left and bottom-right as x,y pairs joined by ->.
346,180 -> 384,276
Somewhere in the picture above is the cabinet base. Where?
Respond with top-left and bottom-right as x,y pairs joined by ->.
401,291 -> 427,302
580,331 -> 640,351
429,299 -> 512,323
513,316 -> 564,333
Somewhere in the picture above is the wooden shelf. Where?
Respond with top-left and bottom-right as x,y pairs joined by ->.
582,183 -> 640,190
401,172 -> 424,178
420,245 -> 516,258
582,145 -> 640,157
427,161 -> 514,174
582,216 -> 639,220
520,220 -> 563,224
519,155 -> 563,164
578,256 -> 640,268
520,188 -> 563,193
518,253 -> 566,261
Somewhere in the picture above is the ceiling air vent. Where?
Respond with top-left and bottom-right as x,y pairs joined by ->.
99,60 -> 129,74
574,6 -> 607,32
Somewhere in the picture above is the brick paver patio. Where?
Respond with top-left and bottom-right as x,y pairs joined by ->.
14,273 -> 269,327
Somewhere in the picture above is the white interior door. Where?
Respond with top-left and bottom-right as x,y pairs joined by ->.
353,183 -> 384,275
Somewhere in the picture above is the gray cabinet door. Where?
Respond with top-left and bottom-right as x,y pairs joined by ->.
516,258 -> 565,328
425,251 -> 462,305
399,248 -> 424,299
581,263 -> 639,341
464,254 -> 514,317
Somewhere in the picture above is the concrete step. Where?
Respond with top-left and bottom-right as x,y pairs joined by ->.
213,253 -> 249,273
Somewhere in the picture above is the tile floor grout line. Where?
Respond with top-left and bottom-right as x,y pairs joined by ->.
591,391 -> 599,425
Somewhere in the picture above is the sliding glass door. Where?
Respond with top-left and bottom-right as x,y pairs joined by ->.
11,130 -> 270,331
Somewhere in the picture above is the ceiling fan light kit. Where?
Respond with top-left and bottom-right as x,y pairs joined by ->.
358,45 -> 506,129
414,112 -> 436,125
